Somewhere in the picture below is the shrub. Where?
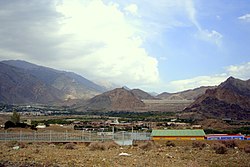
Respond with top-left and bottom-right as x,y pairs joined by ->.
165,141 -> 176,147
106,141 -> 119,149
139,141 -> 155,151
18,142 -> 27,148
219,140 -> 238,148
244,145 -> 250,153
192,141 -> 206,149
213,143 -> 227,154
4,121 -> 15,129
83,142 -> 91,147
64,143 -> 76,150
89,142 -> 106,151
6,141 -> 18,148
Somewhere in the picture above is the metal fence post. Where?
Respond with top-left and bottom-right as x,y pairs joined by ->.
5,130 -> 7,143
122,131 -> 124,145
35,131 -> 37,141
66,130 -> 68,141
49,130 -> 52,142
19,131 -> 22,142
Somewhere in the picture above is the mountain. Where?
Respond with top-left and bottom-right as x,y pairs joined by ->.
2,60 -> 106,101
184,77 -> 250,120
157,86 -> 215,100
0,62 -> 63,104
77,88 -> 145,111
131,89 -> 158,100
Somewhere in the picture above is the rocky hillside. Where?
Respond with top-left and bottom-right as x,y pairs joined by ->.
131,89 -> 158,100
0,62 -> 63,104
157,86 -> 214,100
1,60 -> 106,102
77,88 -> 145,111
184,77 -> 250,120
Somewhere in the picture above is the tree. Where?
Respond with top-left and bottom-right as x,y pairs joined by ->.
10,111 -> 20,125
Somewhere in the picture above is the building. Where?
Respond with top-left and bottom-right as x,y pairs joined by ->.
206,134 -> 244,140
245,136 -> 250,140
151,129 -> 205,140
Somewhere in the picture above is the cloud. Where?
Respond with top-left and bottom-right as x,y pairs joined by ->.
124,4 -> 138,16
168,62 -> 250,92
184,0 -> 223,46
0,0 -> 160,88
238,13 -> 250,22
197,29 -> 223,46
168,74 -> 228,92
226,62 -> 250,79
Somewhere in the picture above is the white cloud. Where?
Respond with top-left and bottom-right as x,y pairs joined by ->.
0,0 -> 160,89
184,0 -> 223,46
168,62 -> 250,92
226,62 -> 250,79
54,0 -> 160,86
168,74 -> 228,92
238,13 -> 250,22
197,29 -> 223,46
124,4 -> 138,16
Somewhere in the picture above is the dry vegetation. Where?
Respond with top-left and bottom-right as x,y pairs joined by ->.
0,140 -> 250,167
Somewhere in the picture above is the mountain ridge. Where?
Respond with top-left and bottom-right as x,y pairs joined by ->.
76,88 -> 146,111
2,60 -> 106,101
184,77 -> 250,120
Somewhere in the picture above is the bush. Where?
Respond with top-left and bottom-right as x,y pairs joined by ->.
213,143 -> 227,154
139,141 -> 155,151
244,145 -> 250,153
89,142 -> 106,151
18,142 -> 27,148
83,142 -> 91,147
6,141 -> 18,148
165,141 -> 176,147
192,141 -> 206,149
219,140 -> 238,148
64,143 -> 76,150
106,141 -> 119,149
4,121 -> 15,129
165,140 -> 176,147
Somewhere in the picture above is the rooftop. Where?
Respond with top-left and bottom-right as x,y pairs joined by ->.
151,129 -> 205,137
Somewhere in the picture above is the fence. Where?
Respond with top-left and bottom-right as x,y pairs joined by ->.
0,131 -> 151,143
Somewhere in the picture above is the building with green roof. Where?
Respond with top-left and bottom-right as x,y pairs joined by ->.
151,129 -> 205,140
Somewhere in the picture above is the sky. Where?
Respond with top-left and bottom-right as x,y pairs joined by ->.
0,0 -> 250,93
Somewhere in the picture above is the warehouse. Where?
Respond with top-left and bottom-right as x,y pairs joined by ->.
151,129 -> 205,140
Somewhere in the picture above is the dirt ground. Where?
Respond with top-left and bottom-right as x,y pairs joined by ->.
0,140 -> 249,167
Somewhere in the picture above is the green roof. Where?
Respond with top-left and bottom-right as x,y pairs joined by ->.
151,129 -> 205,137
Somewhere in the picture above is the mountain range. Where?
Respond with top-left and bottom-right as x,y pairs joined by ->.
1,60 -> 250,120
184,77 -> 250,120
0,60 -> 106,104
156,86 -> 215,100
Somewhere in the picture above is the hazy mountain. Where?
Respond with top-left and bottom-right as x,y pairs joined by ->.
2,60 -> 106,100
157,86 -> 215,100
184,77 -> 250,120
0,62 -> 63,104
77,88 -> 145,111
156,92 -> 172,99
131,89 -> 158,100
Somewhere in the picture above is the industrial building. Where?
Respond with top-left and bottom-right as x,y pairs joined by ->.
151,129 -> 205,140
205,134 -> 245,140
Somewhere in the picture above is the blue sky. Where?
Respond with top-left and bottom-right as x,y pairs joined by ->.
0,0 -> 250,93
